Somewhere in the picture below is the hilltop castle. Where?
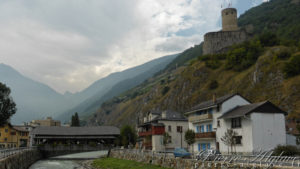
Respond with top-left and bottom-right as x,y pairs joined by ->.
203,8 -> 251,55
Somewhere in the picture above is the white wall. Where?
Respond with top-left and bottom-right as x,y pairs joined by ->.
152,135 -> 163,151
215,95 -> 250,153
159,120 -> 188,150
286,134 -> 297,146
251,113 -> 286,152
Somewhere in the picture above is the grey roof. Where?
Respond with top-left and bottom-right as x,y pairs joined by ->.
158,110 -> 187,121
32,126 -> 120,136
185,93 -> 249,114
218,101 -> 287,119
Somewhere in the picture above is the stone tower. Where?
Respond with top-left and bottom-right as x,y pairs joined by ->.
222,8 -> 238,31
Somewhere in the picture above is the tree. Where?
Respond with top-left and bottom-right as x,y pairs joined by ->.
221,129 -> 237,154
0,82 -> 16,126
71,112 -> 80,127
120,125 -> 136,148
184,129 -> 195,157
163,132 -> 170,157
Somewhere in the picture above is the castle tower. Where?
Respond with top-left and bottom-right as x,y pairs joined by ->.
222,8 -> 238,31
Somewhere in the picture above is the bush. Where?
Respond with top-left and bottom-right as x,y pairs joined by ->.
276,49 -> 292,59
259,32 -> 279,47
284,54 -> 300,77
226,40 -> 263,71
273,145 -> 299,156
209,80 -> 219,90
161,86 -> 170,95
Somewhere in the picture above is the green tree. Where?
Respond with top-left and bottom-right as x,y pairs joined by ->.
184,129 -> 195,157
71,112 -> 80,127
284,54 -> 300,77
163,132 -> 170,157
0,82 -> 16,126
120,125 -> 136,148
221,129 -> 237,154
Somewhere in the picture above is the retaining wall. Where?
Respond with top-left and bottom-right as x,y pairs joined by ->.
109,149 -> 287,169
0,149 -> 41,169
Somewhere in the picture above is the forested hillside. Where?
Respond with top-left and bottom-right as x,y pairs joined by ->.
87,0 -> 300,127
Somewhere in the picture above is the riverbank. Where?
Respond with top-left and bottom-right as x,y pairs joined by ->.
91,158 -> 171,169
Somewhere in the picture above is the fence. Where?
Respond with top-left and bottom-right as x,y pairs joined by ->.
0,147 -> 36,159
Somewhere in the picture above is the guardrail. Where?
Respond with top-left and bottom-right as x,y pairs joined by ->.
0,147 -> 36,159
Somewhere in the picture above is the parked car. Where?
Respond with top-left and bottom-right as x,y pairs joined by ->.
196,149 -> 221,160
174,148 -> 191,158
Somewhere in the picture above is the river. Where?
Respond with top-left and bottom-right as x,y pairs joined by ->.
29,151 -> 107,169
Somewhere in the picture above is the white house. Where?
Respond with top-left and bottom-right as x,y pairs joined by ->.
138,110 -> 188,151
185,93 -> 287,154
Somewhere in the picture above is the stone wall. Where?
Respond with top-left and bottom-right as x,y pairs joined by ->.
109,149 -> 286,169
203,29 -> 249,55
0,149 -> 41,169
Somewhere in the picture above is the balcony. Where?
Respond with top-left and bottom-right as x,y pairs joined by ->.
138,126 -> 165,137
188,114 -> 213,123
195,132 -> 216,139
143,142 -> 152,150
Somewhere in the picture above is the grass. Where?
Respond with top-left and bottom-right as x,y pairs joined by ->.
92,158 -> 171,169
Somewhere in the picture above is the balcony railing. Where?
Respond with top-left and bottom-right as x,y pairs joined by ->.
195,132 -> 216,139
188,113 -> 213,123
138,131 -> 152,137
143,142 -> 152,150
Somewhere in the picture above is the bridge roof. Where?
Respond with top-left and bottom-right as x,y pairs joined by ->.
32,126 -> 120,136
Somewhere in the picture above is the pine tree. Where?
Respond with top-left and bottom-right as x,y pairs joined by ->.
71,112 -> 80,126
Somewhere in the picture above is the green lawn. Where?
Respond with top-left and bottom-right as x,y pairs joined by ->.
92,158 -> 171,169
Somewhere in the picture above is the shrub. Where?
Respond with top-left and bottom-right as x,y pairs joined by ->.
276,49 -> 292,59
273,145 -> 299,156
284,54 -> 300,77
259,32 -> 279,47
209,80 -> 219,90
161,86 -> 170,95
226,40 -> 263,71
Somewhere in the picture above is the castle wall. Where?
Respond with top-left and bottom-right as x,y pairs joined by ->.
203,30 -> 248,55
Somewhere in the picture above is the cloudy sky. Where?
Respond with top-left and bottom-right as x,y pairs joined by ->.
0,0 -> 266,94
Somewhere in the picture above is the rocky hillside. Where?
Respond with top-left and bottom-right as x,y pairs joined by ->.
87,0 -> 300,127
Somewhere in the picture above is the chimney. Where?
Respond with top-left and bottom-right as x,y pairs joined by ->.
162,111 -> 167,119
212,93 -> 217,103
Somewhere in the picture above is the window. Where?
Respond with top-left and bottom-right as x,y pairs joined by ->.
217,120 -> 220,127
5,129 -> 8,133
177,126 -> 182,133
196,126 -> 200,133
168,125 -> 172,132
4,138 -> 7,141
168,136 -> 172,143
208,108 -> 213,114
231,117 -> 242,128
0,132 -> 1,136
200,125 -> 204,133
234,136 -> 242,145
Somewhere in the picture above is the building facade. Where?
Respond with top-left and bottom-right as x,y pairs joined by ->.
138,110 -> 188,151
0,124 -> 30,148
185,94 -> 287,154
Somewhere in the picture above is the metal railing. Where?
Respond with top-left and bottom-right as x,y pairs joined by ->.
0,147 -> 36,159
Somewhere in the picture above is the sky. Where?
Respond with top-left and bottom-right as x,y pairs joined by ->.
0,0 -> 266,94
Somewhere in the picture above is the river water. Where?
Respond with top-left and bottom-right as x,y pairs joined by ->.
29,151 -> 107,169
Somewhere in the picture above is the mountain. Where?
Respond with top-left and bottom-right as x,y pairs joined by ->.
56,54 -> 178,122
86,0 -> 300,127
0,63 -> 69,123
